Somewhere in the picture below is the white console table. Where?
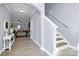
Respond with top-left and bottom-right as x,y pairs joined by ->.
3,33 -> 15,50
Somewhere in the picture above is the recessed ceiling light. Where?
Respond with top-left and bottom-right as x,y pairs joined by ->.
20,9 -> 24,12
15,8 -> 25,12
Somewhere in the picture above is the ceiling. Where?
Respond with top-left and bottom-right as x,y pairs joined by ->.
5,3 -> 36,22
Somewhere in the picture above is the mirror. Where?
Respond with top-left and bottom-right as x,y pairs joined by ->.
5,21 -> 8,29
4,20 -> 9,36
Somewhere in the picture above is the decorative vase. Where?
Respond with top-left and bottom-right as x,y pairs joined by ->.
5,29 -> 8,36
10,28 -> 14,34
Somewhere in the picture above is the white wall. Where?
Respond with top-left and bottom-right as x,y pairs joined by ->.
45,3 -> 79,47
0,4 -> 10,51
32,3 -> 46,50
30,11 -> 41,46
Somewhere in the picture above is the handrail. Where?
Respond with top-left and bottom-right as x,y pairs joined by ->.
44,15 -> 58,29
48,12 -> 69,28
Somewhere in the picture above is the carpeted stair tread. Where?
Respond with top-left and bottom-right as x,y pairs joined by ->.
56,34 -> 60,36
56,42 -> 68,47
56,38 -> 63,41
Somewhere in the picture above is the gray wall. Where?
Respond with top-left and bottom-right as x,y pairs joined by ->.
0,4 -> 10,51
30,11 -> 41,46
45,3 -> 79,47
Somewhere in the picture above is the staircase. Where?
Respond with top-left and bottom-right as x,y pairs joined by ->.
56,31 -> 70,52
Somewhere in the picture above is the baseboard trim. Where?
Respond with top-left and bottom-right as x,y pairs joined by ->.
31,39 -> 53,56
31,39 -> 40,48
42,48 -> 52,56
40,47 -> 44,51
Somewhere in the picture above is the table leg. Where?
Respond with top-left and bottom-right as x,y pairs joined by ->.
4,40 -> 5,51
26,31 -> 28,37
9,40 -> 11,50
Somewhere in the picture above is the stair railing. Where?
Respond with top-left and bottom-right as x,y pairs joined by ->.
48,12 -> 69,29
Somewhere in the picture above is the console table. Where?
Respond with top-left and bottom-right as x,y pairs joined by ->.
3,33 -> 15,50
15,30 -> 28,37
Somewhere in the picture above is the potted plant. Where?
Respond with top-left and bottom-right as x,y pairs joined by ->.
10,22 -> 16,33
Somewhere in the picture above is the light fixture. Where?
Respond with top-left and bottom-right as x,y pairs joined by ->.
20,9 -> 24,12
17,25 -> 21,30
